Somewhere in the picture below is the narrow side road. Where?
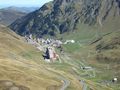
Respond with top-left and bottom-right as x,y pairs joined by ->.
59,77 -> 70,90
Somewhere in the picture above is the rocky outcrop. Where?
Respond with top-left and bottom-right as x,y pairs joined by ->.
44,47 -> 59,62
10,0 -> 120,38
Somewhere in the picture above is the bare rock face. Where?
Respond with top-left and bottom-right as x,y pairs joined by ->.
45,47 -> 59,61
10,0 -> 120,38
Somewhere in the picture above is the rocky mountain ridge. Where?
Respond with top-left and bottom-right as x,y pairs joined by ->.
10,0 -> 120,38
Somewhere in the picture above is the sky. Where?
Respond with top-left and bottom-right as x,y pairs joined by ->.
0,0 -> 53,8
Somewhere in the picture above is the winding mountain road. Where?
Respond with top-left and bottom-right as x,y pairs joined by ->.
59,77 -> 70,90
45,68 -> 70,90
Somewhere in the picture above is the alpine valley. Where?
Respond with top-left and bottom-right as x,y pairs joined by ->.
0,0 -> 120,90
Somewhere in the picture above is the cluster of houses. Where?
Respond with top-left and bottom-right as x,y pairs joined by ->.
25,34 -> 75,63
25,35 -> 62,47
25,34 -> 75,45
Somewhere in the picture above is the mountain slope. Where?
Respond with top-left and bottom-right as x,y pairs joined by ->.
0,25 -> 85,90
10,0 -> 120,39
0,8 -> 26,26
0,25 -> 61,90
62,30 -> 120,90
3,6 -> 39,13
90,30 -> 120,89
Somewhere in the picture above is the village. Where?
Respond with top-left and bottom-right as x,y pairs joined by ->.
25,34 -> 76,63
25,34 -> 118,87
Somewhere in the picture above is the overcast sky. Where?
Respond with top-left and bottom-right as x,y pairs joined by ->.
0,0 -> 53,8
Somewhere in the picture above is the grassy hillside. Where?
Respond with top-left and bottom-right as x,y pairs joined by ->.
0,9 -> 26,26
0,25 -> 115,90
62,30 -> 120,90
0,25 -> 85,90
89,31 -> 120,90
0,25 -> 60,90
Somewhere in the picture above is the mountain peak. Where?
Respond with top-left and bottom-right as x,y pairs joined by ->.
10,0 -> 120,38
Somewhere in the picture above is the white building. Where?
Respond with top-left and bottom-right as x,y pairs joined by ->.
64,40 -> 75,44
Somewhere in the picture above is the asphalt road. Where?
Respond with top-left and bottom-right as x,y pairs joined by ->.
59,77 -> 70,90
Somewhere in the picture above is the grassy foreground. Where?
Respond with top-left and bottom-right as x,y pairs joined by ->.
0,25 -> 84,90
